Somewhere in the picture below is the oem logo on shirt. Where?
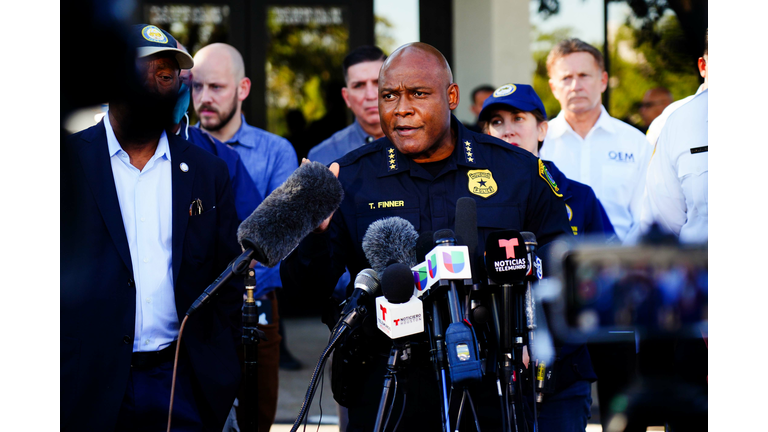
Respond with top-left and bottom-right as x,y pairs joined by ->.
608,151 -> 635,162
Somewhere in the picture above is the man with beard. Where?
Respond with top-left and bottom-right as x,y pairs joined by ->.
282,42 -> 572,431
191,42 -> 297,432
61,25 -> 243,431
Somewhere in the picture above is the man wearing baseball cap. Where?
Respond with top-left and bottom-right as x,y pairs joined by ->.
61,24 -> 243,431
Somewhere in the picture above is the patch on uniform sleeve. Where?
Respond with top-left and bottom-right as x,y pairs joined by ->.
538,159 -> 563,198
386,147 -> 398,171
467,169 -> 498,198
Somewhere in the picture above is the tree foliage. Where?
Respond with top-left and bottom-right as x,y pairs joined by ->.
265,7 -> 348,136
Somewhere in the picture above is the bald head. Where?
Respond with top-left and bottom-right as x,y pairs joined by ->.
382,42 -> 454,87
191,43 -> 251,141
378,42 -> 460,162
194,43 -> 246,81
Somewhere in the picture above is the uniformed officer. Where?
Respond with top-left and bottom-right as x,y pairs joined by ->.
282,42 -> 572,431
640,89 -> 708,244
479,83 -> 615,240
479,83 -> 612,431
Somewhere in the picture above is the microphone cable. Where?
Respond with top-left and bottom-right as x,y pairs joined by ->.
290,325 -> 347,432
166,314 -> 189,432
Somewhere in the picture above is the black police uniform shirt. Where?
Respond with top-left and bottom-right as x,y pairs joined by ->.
282,116 -> 573,302
281,117 -> 577,428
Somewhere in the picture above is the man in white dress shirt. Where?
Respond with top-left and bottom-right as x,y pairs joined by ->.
540,38 -> 652,241
539,38 -> 652,431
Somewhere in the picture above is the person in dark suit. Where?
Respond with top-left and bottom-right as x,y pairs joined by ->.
60,24 -> 243,431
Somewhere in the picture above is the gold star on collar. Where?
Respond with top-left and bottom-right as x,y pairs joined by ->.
464,140 -> 475,163
386,147 -> 399,171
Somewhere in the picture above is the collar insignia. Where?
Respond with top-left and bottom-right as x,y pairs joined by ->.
464,140 -> 475,163
386,147 -> 398,171
467,169 -> 497,198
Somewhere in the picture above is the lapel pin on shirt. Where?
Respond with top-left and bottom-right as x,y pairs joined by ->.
189,198 -> 203,216
180,162 -> 189,172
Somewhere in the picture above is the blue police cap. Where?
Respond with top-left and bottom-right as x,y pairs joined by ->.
478,84 -> 547,122
129,24 -> 194,70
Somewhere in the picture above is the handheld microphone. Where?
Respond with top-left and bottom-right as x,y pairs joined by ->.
455,197 -> 489,324
484,230 -> 529,286
376,263 -> 424,339
187,161 -> 343,316
238,161 -> 344,267
335,269 -> 380,332
430,229 -> 484,386
412,231 -> 436,297
521,232 -> 540,330
362,217 -> 418,276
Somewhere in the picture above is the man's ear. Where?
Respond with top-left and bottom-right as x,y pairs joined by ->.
447,83 -> 460,110
599,70 -> 608,93
238,77 -> 251,101
341,87 -> 352,109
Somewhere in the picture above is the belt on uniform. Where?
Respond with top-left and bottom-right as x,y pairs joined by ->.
131,341 -> 177,369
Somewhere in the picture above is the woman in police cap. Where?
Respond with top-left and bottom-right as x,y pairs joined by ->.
478,83 -> 613,432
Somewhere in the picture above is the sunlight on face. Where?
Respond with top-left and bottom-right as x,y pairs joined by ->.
486,109 -> 547,156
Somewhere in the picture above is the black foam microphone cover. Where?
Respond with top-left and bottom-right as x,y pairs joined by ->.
455,197 -> 478,255
362,217 -> 418,276
415,231 -> 434,263
434,229 -> 457,245
381,263 -> 416,304
237,161 -> 344,267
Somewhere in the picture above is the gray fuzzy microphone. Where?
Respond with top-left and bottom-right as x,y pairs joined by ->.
362,217 -> 418,276
237,161 -> 344,267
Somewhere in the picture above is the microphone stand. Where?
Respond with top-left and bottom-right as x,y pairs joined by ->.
241,268 -> 265,432
373,339 -> 413,432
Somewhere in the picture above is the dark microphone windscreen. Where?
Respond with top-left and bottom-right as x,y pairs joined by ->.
455,197 -> 478,255
521,231 -> 537,248
485,230 -> 528,285
434,229 -> 456,245
381,263 -> 415,304
362,217 -> 418,276
237,161 -> 344,267
416,231 -> 434,263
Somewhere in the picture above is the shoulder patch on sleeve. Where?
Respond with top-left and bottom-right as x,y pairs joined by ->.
538,159 -> 563,197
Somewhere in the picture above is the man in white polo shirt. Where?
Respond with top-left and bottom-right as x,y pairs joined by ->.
540,38 -> 652,241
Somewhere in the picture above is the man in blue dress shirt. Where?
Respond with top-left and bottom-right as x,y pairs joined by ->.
191,42 -> 298,432
308,45 -> 387,166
